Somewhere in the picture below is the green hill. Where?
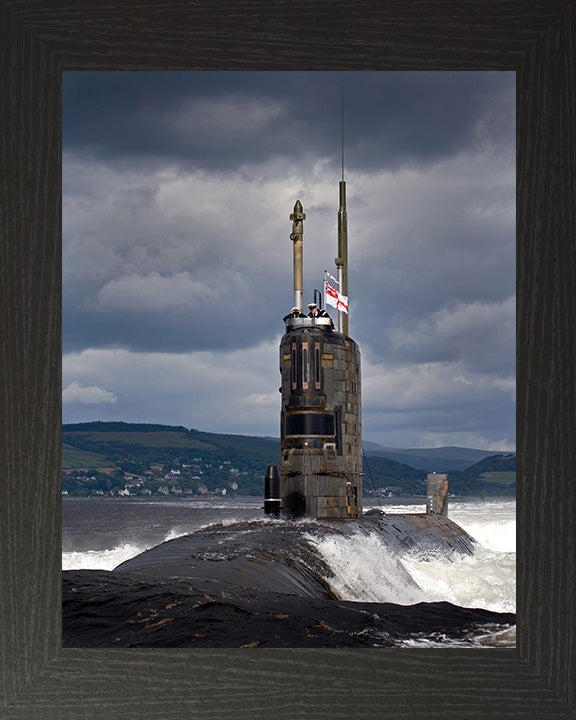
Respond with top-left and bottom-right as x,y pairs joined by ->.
61,422 -> 514,498
361,455 -> 427,495
62,443 -> 112,469
480,472 -> 516,485
62,422 -> 281,496
363,444 -> 511,472
447,454 -> 516,495
457,453 -> 516,481
63,421 -> 280,455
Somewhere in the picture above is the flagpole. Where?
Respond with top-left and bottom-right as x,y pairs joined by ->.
336,260 -> 344,333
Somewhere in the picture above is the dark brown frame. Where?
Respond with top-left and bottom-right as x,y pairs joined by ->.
1,1 -> 575,717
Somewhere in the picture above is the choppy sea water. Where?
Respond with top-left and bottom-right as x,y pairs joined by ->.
63,495 -> 515,647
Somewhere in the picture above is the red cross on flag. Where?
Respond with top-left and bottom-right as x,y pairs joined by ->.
324,281 -> 348,313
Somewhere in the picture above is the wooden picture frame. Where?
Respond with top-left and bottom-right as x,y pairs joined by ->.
1,1 -> 574,717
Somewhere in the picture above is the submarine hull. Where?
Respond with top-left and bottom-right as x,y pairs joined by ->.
61,514 -> 517,649
114,513 -> 475,598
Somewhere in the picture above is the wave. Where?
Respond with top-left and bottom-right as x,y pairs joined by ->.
453,518 -> 516,553
62,516 -> 280,570
304,531 -> 424,605
62,498 -> 516,647
63,506 -> 515,615
396,623 -> 516,648
401,548 -> 515,614
62,542 -> 145,571
306,528 -> 515,614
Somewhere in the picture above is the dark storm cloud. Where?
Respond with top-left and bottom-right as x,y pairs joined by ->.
62,70 -> 515,357
62,71 -> 515,448
63,71 -> 514,173
63,295 -> 283,354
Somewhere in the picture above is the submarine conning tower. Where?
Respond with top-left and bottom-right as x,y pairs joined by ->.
274,196 -> 362,520
279,318 -> 362,519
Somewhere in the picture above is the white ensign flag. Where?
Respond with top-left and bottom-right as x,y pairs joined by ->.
324,281 -> 348,313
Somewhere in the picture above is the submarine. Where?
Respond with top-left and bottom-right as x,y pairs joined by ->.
258,178 -> 473,547
114,179 -> 476,597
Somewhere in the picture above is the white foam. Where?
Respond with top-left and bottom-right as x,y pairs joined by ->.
62,542 -> 144,571
456,518 -> 516,553
397,623 -> 516,648
448,499 -> 516,553
63,499 -> 516,616
305,531 -> 427,605
62,517 -> 272,570
401,547 -> 516,613
305,516 -> 516,614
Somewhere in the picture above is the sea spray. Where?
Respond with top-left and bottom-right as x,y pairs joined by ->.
63,496 -> 516,647
304,530 -> 426,605
401,547 -> 516,613
63,497 -> 516,611
397,623 -> 517,648
62,514 -> 279,571
305,524 -> 515,614
62,542 -> 144,571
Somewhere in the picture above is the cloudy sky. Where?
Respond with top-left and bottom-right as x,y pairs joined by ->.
62,71 -> 515,450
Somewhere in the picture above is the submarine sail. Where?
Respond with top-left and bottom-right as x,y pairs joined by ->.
279,311 -> 362,519
274,189 -> 362,520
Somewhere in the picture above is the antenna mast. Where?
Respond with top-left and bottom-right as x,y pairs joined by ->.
336,89 -> 349,335
290,200 -> 306,312
341,87 -> 345,182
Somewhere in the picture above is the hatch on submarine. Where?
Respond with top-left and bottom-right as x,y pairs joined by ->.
264,180 -> 451,524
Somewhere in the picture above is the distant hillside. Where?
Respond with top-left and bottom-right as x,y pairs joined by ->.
361,455 -> 427,495
456,454 -> 516,483
61,422 -> 514,498
363,443 -> 513,472
63,421 -> 280,456
62,422 -> 280,496
446,454 -> 516,496
62,443 -> 112,469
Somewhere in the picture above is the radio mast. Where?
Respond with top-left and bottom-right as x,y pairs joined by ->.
336,91 -> 349,335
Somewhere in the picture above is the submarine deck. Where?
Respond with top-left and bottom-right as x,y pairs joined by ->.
113,513 -> 475,598
61,514 -> 517,648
